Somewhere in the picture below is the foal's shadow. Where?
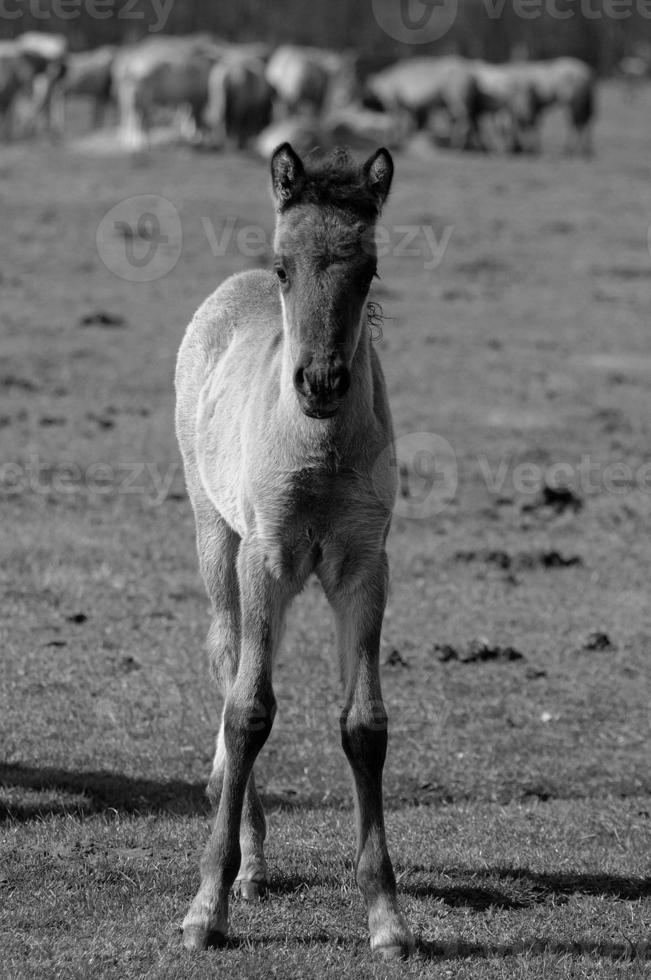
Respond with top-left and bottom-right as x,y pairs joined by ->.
4,766 -> 648,963
266,866 -> 651,961
0,762 -> 352,821
401,865 -> 651,905
0,762 -> 209,820
404,866 -> 651,961
0,763 -> 344,820
417,937 -> 651,961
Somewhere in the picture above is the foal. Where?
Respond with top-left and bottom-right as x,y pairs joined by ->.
175,142 -> 414,959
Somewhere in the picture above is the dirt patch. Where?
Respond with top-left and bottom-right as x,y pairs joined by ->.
453,549 -> 583,571
434,639 -> 525,664
582,631 -> 616,652
78,310 -> 127,328
521,484 -> 584,515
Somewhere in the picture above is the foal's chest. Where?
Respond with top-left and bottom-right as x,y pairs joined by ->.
254,463 -> 388,586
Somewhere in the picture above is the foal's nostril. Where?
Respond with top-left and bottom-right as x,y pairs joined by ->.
294,362 -> 350,403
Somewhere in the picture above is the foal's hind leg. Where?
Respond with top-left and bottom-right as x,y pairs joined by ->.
196,502 -> 268,900
323,553 -> 414,959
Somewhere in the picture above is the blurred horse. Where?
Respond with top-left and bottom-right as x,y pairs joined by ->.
617,52 -> 651,101
364,56 -> 480,150
514,57 -> 596,156
175,142 -> 414,960
254,115 -> 324,159
15,32 -> 68,136
62,45 -> 117,130
471,60 -> 539,152
0,41 -> 36,138
254,107 -> 406,161
112,34 -> 224,148
206,51 -> 274,150
266,44 -> 358,117
323,104 -> 409,151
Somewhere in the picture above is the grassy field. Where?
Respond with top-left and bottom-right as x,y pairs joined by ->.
1,84 -> 650,977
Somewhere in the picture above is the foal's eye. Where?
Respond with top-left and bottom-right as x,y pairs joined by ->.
275,266 -> 288,284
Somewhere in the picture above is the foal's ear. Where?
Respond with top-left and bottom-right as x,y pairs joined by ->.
270,142 -> 305,208
363,147 -> 394,211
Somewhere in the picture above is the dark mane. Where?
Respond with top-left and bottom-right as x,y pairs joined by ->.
279,148 -> 380,220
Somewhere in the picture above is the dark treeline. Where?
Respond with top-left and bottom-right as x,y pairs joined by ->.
1,0 -> 650,71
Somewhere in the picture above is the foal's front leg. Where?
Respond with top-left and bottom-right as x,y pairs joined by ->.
193,501 -> 268,899
327,553 -> 414,959
183,538 -> 285,949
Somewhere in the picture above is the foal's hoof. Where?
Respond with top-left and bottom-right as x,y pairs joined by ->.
371,921 -> 415,960
376,943 -> 410,962
235,878 -> 267,901
182,923 -> 226,950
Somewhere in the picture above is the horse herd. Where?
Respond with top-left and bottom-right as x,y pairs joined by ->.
0,31 -> 597,156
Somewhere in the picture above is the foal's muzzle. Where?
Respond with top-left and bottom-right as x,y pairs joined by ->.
293,357 -> 351,419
